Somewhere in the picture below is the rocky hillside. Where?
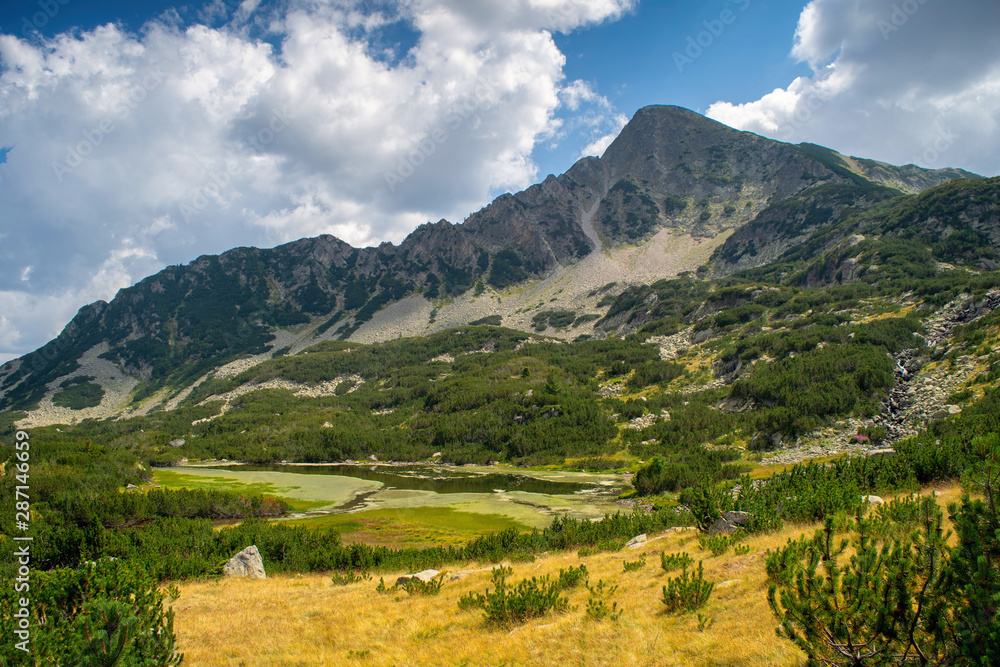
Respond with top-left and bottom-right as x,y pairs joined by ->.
0,105 -> 983,421
709,176 -> 1000,281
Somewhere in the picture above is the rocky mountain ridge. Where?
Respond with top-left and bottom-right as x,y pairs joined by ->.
0,105 -> 987,423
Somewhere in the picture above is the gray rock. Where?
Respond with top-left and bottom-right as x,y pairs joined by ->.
625,534 -> 647,549
223,545 -> 266,579
863,495 -> 884,506
167,438 -> 185,448
396,569 -> 440,586
867,448 -> 897,458
707,518 -> 739,536
936,404 -> 962,419
721,511 -> 750,526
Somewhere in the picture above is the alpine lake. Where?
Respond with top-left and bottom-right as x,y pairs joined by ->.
153,463 -> 630,548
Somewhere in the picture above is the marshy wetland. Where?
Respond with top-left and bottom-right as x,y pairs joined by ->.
155,463 -> 628,546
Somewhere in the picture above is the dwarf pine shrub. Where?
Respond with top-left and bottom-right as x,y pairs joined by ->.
764,536 -> 812,587
661,561 -> 714,614
331,571 -> 372,586
698,534 -> 734,557
585,579 -> 621,621
399,573 -> 445,596
557,564 -> 588,589
660,551 -> 694,573
622,555 -> 646,572
457,566 -> 569,626
0,560 -> 182,666
768,500 -> 952,665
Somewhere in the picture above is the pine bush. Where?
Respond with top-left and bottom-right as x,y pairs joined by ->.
458,566 -> 569,626
767,500 -> 951,665
399,573 -> 445,596
585,579 -> 621,621
661,561 -> 714,614
660,551 -> 694,573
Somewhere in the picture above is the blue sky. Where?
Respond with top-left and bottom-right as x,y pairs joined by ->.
0,0 -> 998,364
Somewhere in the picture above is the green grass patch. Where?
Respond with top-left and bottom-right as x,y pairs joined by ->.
286,507 -> 530,546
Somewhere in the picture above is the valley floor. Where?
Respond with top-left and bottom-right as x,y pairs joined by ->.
170,483 -> 964,666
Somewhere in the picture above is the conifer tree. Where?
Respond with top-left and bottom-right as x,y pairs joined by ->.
945,435 -> 1000,663
768,499 -> 951,665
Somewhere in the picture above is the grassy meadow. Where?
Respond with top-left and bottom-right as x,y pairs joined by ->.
170,483 -> 965,666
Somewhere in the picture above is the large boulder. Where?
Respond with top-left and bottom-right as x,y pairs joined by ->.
707,518 -> 739,536
396,569 -> 440,586
223,545 -> 266,579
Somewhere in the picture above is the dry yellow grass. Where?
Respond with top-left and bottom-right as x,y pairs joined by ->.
172,484 -> 965,667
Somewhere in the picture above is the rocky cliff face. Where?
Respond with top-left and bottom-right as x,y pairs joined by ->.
709,177 -> 999,280
0,105 -> 981,414
709,183 -> 897,276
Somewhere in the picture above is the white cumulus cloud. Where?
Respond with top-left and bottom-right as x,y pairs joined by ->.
707,0 -> 1000,176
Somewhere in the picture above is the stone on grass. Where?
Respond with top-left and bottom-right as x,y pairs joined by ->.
396,569 -> 440,586
625,534 -> 647,549
223,545 -> 266,579
167,438 -> 185,448
863,495 -> 884,506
